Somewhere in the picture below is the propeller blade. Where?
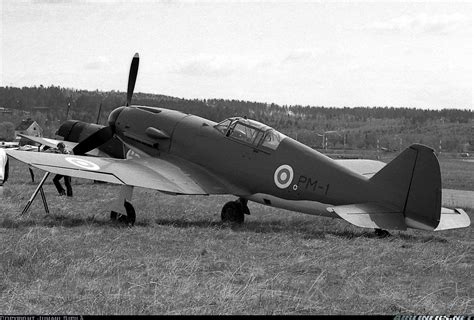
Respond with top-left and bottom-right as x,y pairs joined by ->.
127,53 -> 139,106
72,126 -> 114,155
73,54 -> 137,155
96,102 -> 102,124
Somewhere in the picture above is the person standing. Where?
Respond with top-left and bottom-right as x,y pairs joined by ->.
49,142 -> 73,197
0,148 -> 9,186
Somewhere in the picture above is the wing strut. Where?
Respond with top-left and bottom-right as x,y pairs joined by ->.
21,172 -> 50,215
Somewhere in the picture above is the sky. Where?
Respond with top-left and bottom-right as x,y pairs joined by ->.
1,0 -> 472,109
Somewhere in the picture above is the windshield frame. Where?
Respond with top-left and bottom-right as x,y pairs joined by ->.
214,117 -> 285,151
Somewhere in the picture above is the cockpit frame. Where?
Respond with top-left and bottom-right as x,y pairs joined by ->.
214,117 -> 285,151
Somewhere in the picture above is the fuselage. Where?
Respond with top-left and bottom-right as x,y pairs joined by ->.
111,105 -> 381,217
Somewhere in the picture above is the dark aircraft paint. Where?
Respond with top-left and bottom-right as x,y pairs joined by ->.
112,106 -> 375,207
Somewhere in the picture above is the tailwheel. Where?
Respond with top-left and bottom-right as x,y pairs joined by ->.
221,201 -> 245,224
374,228 -> 391,238
110,211 -> 118,220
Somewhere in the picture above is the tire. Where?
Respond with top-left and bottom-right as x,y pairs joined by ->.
221,201 -> 244,224
124,201 -> 136,226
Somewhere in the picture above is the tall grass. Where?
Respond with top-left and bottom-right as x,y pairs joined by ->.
0,159 -> 472,314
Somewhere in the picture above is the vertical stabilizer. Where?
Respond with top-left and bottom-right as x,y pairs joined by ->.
370,144 -> 441,230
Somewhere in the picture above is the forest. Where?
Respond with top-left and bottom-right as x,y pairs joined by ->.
0,85 -> 472,153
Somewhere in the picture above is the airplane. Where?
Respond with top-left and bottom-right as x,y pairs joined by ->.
6,53 -> 471,235
17,107 -> 126,159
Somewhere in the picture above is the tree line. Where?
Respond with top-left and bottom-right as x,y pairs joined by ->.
0,85 -> 472,152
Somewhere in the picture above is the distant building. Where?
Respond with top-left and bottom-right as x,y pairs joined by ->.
15,118 -> 43,145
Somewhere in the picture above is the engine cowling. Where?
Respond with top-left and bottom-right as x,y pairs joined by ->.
56,120 -> 126,158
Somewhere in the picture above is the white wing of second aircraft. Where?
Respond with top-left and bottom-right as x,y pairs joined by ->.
335,159 -> 386,177
7,150 -> 244,195
18,134 -> 78,150
17,134 -> 107,157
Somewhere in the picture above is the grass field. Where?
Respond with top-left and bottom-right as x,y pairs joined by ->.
0,158 -> 472,315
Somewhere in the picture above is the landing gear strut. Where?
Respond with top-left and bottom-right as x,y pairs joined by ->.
110,185 -> 135,226
221,198 -> 250,224
20,172 -> 50,215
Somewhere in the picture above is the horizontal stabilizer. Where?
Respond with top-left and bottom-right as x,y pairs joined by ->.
435,208 -> 471,231
328,203 -> 407,230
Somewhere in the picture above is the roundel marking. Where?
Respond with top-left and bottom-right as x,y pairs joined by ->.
274,164 -> 294,189
65,157 -> 100,171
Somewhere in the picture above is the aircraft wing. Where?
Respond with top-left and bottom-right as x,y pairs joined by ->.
18,134 -> 78,150
6,150 -> 240,195
335,159 -> 386,178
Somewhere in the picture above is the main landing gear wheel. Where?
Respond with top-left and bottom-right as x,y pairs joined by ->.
110,201 -> 136,226
221,201 -> 245,224
374,228 -> 391,238
124,201 -> 136,226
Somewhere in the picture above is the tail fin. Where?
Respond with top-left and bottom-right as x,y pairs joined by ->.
370,144 -> 441,230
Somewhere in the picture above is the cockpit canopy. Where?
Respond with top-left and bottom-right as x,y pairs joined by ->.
214,117 -> 285,150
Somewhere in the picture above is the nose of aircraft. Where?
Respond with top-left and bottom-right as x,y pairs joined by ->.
108,106 -> 126,129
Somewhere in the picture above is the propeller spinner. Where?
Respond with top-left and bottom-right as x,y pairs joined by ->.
72,53 -> 139,155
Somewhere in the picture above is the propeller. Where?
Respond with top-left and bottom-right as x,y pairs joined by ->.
72,53 -> 139,155
72,126 -> 114,155
127,53 -> 139,106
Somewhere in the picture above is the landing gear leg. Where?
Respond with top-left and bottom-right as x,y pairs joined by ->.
238,198 -> 251,216
374,228 -> 391,238
117,201 -> 136,226
221,198 -> 249,224
110,185 -> 135,225
21,172 -> 50,216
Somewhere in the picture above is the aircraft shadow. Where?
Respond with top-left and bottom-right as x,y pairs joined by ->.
0,215 -> 129,229
0,215 -> 449,243
153,218 -> 450,242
